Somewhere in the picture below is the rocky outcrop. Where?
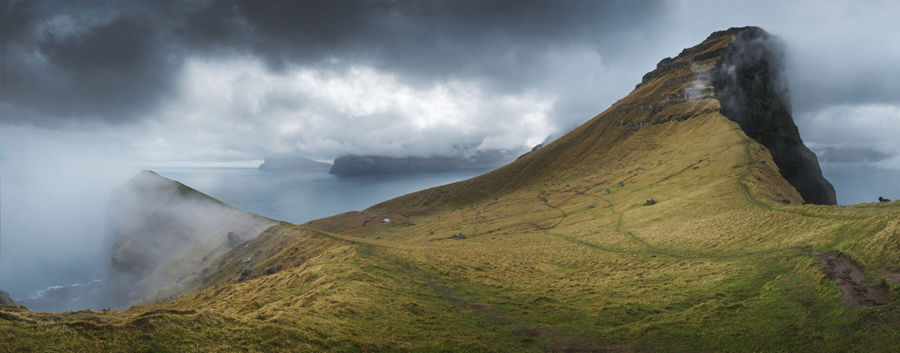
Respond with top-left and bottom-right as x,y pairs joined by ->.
0,290 -> 14,306
329,149 -> 521,176
517,135 -> 556,160
258,155 -> 331,170
104,171 -> 274,309
710,27 -> 836,205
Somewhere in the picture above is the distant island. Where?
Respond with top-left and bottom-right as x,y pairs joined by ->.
329,149 -> 522,176
258,155 -> 332,170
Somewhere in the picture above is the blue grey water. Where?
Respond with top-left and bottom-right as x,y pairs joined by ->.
8,167 -> 493,311
152,167 -> 495,225
820,163 -> 900,205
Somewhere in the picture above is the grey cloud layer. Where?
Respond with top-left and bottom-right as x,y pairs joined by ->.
1,0 -> 660,130
2,0 -> 898,163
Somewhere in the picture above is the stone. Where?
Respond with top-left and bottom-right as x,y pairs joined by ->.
734,164 -> 743,168
589,204 -> 595,208
265,265 -> 283,275
604,188 -> 611,194
617,181 -> 624,187
458,233 -> 466,239
646,199 -> 657,206
0,290 -> 14,306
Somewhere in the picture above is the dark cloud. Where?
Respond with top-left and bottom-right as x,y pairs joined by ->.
1,0 -> 179,125
1,0 -> 662,128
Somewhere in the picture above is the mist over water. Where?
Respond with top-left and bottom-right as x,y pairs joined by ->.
151,167 -> 495,225
0,165 -> 493,311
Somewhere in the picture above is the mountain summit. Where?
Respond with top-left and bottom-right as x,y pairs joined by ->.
709,27 -> 836,204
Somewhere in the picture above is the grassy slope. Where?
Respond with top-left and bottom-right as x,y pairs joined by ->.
4,29 -> 900,352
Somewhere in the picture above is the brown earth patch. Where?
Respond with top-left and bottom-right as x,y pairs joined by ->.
808,251 -> 892,307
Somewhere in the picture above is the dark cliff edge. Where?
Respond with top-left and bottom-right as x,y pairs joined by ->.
0,290 -> 14,306
710,27 -> 836,205
330,150 -> 520,177
104,170 -> 274,309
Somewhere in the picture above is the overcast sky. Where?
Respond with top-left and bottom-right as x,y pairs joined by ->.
3,0 -> 899,165
2,0 -> 899,298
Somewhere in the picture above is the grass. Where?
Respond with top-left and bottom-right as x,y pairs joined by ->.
4,28 -> 900,352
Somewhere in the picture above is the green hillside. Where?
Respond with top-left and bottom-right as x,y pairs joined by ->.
3,27 -> 899,352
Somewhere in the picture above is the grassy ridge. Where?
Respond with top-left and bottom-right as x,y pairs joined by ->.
4,29 -> 900,352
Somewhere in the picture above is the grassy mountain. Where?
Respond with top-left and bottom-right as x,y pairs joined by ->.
3,27 -> 900,352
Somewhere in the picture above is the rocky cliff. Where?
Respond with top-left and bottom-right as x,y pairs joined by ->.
329,149 -> 521,176
709,27 -> 836,205
0,291 -> 14,306
104,171 -> 274,309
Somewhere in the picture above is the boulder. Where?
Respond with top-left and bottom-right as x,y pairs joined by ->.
0,290 -> 14,306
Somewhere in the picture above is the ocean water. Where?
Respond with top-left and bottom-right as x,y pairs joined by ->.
819,163 -> 900,205
152,167 -> 495,225
8,167 -> 493,311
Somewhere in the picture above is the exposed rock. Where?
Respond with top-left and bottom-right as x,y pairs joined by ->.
617,181 -> 624,187
646,199 -> 657,206
265,265 -> 283,275
0,290 -> 14,306
604,188 -> 611,194
258,155 -> 331,171
711,27 -> 836,205
517,135 -> 556,160
235,270 -> 251,283
880,197 -> 892,202
457,233 -> 466,240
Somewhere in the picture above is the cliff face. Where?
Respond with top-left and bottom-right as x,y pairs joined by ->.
329,150 -> 520,176
710,27 -> 836,205
0,291 -> 14,306
104,171 -> 274,309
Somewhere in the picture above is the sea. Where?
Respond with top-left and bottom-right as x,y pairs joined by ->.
9,166 -> 495,312
152,166 -> 494,225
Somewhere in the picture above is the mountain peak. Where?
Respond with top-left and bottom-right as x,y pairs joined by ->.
710,27 -> 836,204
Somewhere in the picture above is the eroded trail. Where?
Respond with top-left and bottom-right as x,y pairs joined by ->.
808,251 -> 892,307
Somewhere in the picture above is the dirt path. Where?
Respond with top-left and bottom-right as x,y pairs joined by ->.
807,251 -> 892,307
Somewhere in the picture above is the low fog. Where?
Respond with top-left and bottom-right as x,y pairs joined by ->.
2,0 -> 899,309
